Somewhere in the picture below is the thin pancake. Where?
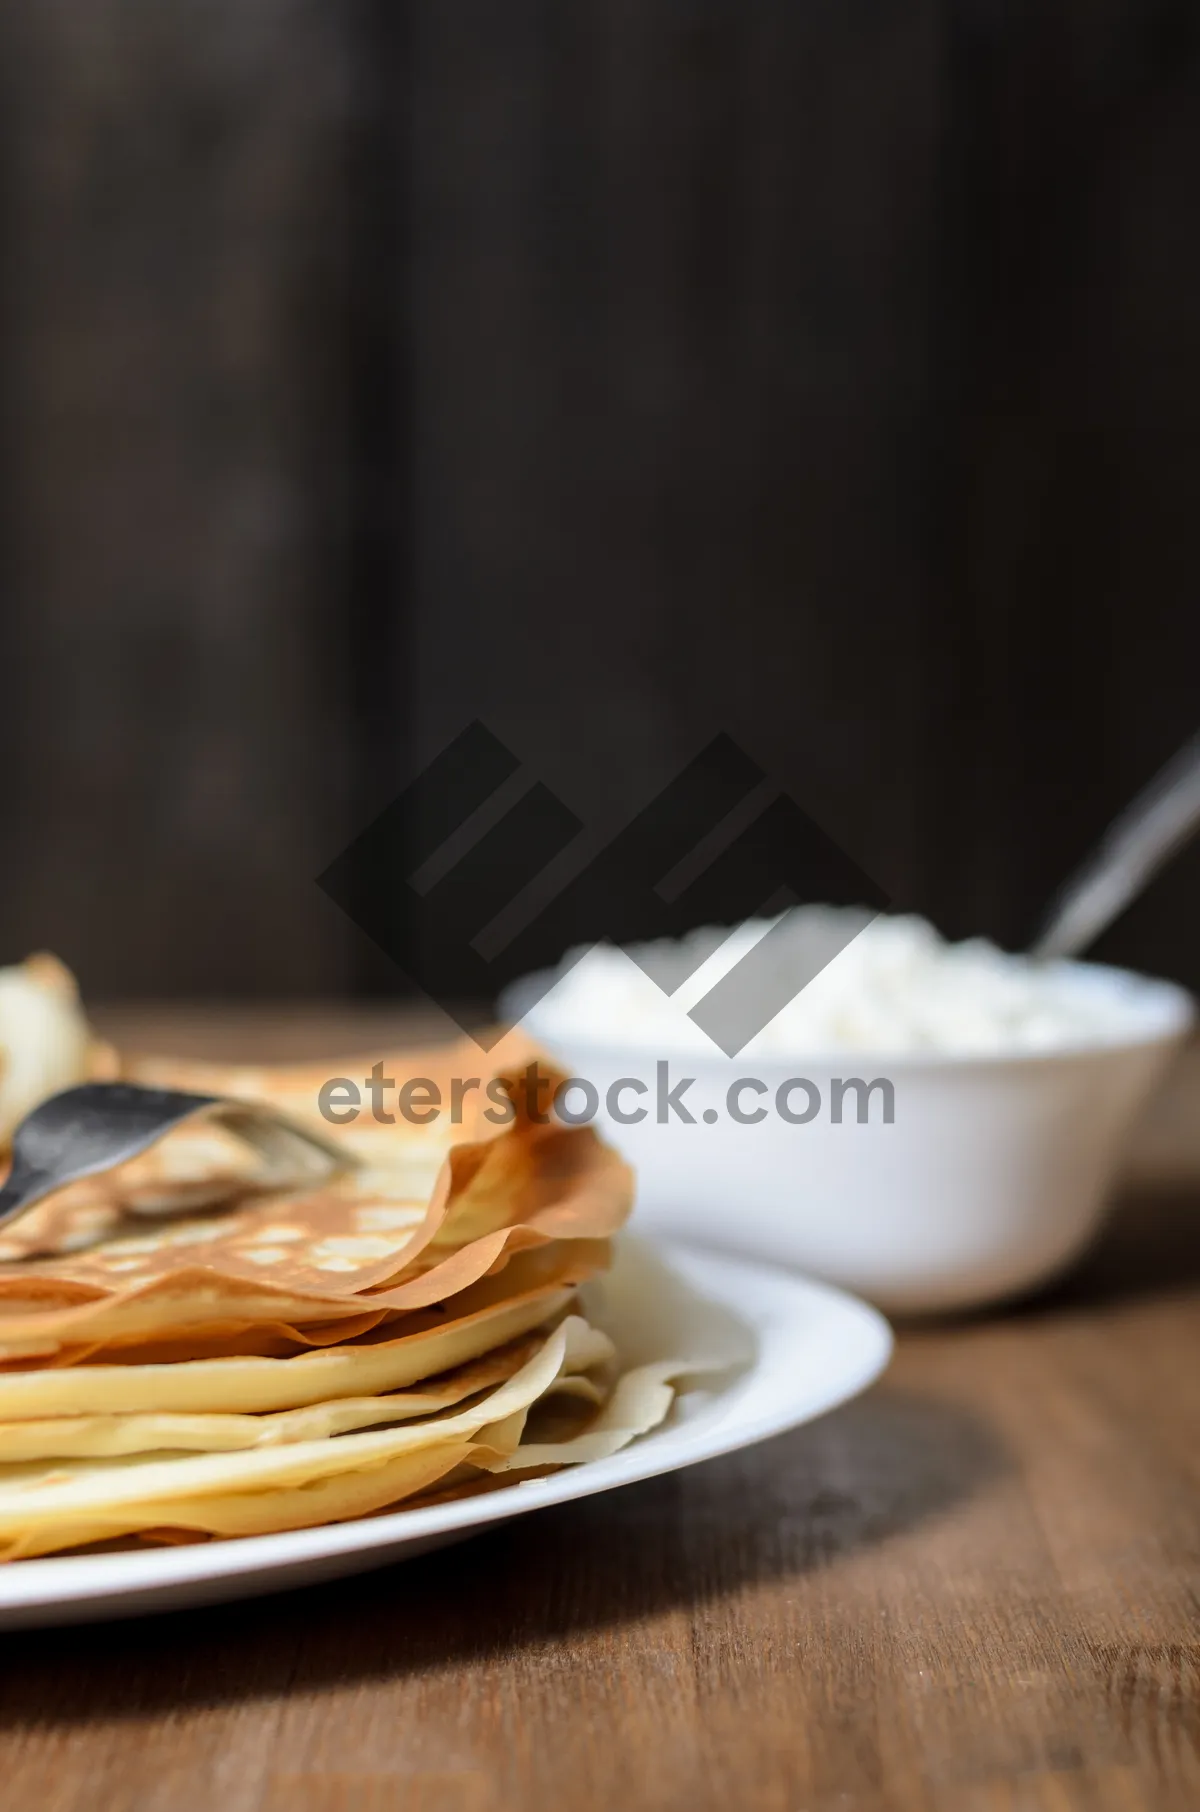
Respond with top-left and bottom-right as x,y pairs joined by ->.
0,1443 -> 479,1561
0,1030 -> 584,1278
68,1028 -> 564,1225
0,1317 -> 582,1555
0,1323 -> 616,1459
0,1330 -> 690,1561
0,1144 -> 629,1365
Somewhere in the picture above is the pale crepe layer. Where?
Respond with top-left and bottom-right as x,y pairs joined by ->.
0,1325 -> 617,1459
0,1341 -> 537,1460
0,1317 -> 580,1542
0,1269 -> 586,1419
0,1318 -> 686,1561
489,1357 -> 709,1470
0,1359 -> 689,1561
0,1444 -> 478,1561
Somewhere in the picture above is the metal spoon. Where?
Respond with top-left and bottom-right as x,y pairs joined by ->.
0,1082 -> 350,1233
1033,730 -> 1200,961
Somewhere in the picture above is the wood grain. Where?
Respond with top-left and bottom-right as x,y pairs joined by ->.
0,1009 -> 1197,1811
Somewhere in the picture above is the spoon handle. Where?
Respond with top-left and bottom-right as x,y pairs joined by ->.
1033,731 -> 1200,961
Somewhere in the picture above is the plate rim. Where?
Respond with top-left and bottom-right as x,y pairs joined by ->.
0,1241 -> 893,1619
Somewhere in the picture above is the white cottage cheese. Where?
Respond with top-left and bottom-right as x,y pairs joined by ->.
516,909 -> 1146,1058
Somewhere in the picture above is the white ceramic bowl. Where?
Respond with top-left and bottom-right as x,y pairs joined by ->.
510,962 -> 1193,1314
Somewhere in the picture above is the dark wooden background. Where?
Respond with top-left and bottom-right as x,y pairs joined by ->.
0,0 -> 1196,1001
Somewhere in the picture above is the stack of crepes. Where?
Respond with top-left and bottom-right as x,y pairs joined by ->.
0,956 -> 687,1562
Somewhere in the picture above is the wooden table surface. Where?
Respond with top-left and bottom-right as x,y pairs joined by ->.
3,1008 -> 1200,1812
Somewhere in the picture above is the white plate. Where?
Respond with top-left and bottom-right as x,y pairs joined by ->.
0,1240 -> 892,1628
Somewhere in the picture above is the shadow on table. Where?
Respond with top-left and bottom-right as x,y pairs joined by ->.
1043,1178 -> 1200,1308
0,1385 -> 1004,1721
